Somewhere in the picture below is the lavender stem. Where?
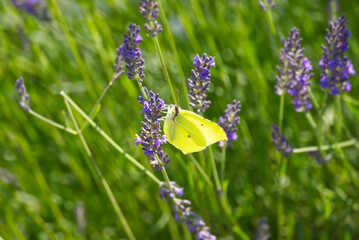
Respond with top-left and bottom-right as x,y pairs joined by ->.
293,138 -> 358,153
29,109 -> 78,135
63,97 -> 136,240
153,36 -> 177,105
60,91 -> 161,185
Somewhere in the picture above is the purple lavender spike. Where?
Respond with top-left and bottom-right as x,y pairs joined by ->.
188,54 -> 215,114
218,100 -> 241,147
275,28 -> 313,113
159,182 -> 216,240
136,88 -> 170,170
15,77 -> 30,111
319,14 -> 355,95
139,0 -> 163,37
114,24 -> 145,83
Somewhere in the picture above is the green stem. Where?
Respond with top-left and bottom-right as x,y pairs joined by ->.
60,91 -> 161,185
80,71 -> 125,132
208,146 -> 221,193
220,145 -> 227,185
308,87 -> 320,110
89,71 -> 125,118
153,37 -> 177,105
293,139 -> 357,153
277,155 -> 288,240
29,109 -> 77,135
266,10 -> 276,35
155,155 -> 173,193
137,81 -> 149,100
187,154 -> 213,187
157,0 -> 190,108
63,97 -> 135,240
335,96 -> 343,140
208,146 -> 249,239
279,94 -> 285,131
305,112 -> 317,129
277,93 -> 286,240
316,91 -> 329,153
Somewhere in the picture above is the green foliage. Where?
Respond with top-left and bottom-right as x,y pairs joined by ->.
1,0 -> 359,239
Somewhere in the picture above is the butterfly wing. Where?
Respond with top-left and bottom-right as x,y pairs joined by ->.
164,114 -> 207,154
180,110 -> 228,146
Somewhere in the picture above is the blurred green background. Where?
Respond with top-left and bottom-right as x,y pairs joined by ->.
1,0 -> 359,239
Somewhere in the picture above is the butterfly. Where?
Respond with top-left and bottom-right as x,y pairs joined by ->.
164,105 -> 227,154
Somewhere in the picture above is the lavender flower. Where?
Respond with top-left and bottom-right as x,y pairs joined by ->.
188,54 -> 215,114
159,181 -> 184,201
135,88 -> 170,170
15,77 -> 30,111
114,24 -> 145,83
259,0 -> 275,12
271,124 -> 293,157
139,0 -> 163,37
276,28 -> 313,113
319,14 -> 355,95
10,0 -> 49,20
218,100 -> 241,147
254,217 -> 271,240
160,182 -> 216,240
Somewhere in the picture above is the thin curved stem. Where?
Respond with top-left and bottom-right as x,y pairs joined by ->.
60,91 -> 161,185
187,154 -> 213,187
63,97 -> 135,240
29,109 -> 77,135
208,146 -> 221,193
157,0 -> 189,108
220,145 -> 227,186
266,10 -> 276,35
90,71 -> 125,117
208,146 -> 250,240
80,71 -> 125,132
305,112 -> 317,129
153,37 -> 177,105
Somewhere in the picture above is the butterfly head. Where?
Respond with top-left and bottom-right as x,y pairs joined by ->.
166,105 -> 181,122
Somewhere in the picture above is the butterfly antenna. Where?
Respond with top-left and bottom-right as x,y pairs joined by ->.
176,89 -> 180,106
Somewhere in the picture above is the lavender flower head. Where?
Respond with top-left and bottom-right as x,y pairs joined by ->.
218,100 -> 241,147
319,14 -> 355,95
139,0 -> 163,37
271,124 -> 293,157
15,77 -> 30,111
114,24 -> 145,83
135,88 -> 170,170
276,28 -> 313,113
188,54 -> 215,114
254,217 -> 271,240
159,182 -> 216,240
259,0 -> 275,12
11,0 -> 49,20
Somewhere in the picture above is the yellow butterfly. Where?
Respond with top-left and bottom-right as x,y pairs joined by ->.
164,105 -> 228,154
